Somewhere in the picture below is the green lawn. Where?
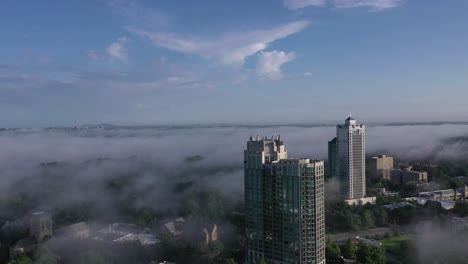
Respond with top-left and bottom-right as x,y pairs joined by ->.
381,235 -> 416,254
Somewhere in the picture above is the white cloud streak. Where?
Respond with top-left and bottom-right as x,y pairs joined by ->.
129,21 -> 309,66
284,0 -> 326,9
284,0 -> 405,11
256,51 -> 296,80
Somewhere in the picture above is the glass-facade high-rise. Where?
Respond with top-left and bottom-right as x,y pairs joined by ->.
244,136 -> 325,264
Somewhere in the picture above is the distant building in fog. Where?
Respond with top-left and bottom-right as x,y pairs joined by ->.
30,211 -> 52,243
390,169 -> 428,185
245,136 -> 325,264
10,211 -> 52,260
369,155 -> 394,180
329,116 -> 366,199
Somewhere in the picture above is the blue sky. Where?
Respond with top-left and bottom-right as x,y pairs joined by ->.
1,0 -> 467,127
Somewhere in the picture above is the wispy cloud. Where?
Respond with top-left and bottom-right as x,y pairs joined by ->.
129,21 -> 309,66
284,0 -> 405,11
284,0 -> 326,10
334,0 -> 404,11
256,51 -> 296,80
106,38 -> 128,61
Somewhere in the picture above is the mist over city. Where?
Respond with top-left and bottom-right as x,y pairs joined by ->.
2,0 -> 468,263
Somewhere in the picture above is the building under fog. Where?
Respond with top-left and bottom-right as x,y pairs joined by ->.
10,211 -> 53,259
369,155 -> 394,180
244,136 -> 325,264
329,116 -> 366,199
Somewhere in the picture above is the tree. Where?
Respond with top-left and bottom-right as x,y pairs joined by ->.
356,243 -> 386,264
360,210 -> 375,229
342,238 -> 355,259
259,259 -> 266,264
7,254 -> 32,264
454,202 -> 468,217
224,258 -> 238,264
326,240 -> 342,263
33,245 -> 60,264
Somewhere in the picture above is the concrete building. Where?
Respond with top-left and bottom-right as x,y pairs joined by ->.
390,169 -> 428,185
30,211 -> 52,243
244,136 -> 326,264
369,155 -> 394,180
329,116 -> 366,199
419,186 -> 468,201
345,197 -> 377,206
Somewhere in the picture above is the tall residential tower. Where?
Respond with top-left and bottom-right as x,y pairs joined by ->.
244,136 -> 325,264
329,116 -> 366,199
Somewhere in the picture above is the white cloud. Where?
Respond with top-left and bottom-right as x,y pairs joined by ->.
304,71 -> 312,76
284,0 -> 404,11
106,40 -> 128,61
284,0 -> 326,10
256,51 -> 296,80
129,20 -> 308,66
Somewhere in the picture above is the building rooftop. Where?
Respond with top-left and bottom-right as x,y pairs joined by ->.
31,211 -> 47,216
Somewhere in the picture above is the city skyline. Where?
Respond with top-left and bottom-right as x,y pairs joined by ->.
1,0 -> 468,127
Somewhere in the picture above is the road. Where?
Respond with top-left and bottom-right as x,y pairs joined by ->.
328,225 -> 412,244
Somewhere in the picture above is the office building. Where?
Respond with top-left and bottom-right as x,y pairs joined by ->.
244,136 -> 325,264
390,169 -> 428,185
329,116 -> 366,199
369,155 -> 394,180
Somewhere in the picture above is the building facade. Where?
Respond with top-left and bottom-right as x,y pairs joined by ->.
369,155 -> 394,180
244,136 -> 325,264
30,211 -> 52,243
328,138 -> 337,178
329,116 -> 366,199
390,169 -> 428,185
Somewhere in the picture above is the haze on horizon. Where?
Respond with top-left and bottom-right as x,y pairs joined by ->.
1,0 -> 467,127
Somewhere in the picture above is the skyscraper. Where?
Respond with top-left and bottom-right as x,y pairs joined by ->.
244,136 -> 325,264
329,116 -> 366,199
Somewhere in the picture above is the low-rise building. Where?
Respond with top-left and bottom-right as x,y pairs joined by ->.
345,197 -> 377,206
390,169 -> 428,185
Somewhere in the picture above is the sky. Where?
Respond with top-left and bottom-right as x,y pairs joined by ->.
1,0 -> 467,127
